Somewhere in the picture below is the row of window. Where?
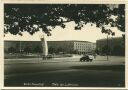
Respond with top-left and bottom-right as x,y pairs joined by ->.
74,43 -> 92,46
74,46 -> 94,49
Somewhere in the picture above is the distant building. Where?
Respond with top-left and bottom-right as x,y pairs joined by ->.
96,37 -> 125,56
4,40 -> 96,55
48,41 -> 96,54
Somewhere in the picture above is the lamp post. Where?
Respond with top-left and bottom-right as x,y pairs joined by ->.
107,35 -> 109,61
20,41 -> 21,54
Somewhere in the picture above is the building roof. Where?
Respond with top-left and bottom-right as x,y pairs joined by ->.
96,37 -> 123,42
4,40 -> 96,43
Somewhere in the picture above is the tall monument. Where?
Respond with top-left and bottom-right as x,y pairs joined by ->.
40,34 -> 48,56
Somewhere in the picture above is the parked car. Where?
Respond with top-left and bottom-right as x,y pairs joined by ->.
80,55 -> 94,62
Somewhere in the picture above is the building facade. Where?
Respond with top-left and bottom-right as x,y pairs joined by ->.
73,41 -> 96,54
96,37 -> 125,56
4,40 -> 96,55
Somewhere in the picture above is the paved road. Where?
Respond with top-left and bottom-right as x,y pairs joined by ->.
4,56 -> 125,87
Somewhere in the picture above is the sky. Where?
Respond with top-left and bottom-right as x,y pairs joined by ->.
4,21 -> 124,43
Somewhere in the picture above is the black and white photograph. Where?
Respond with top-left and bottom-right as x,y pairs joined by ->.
4,4 -> 125,87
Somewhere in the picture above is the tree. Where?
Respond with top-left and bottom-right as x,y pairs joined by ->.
8,47 -> 16,53
101,45 -> 110,55
57,47 -> 64,53
4,4 -> 125,36
72,49 -> 79,54
23,46 -> 32,54
95,48 -> 99,55
33,46 -> 42,53
48,47 -> 56,54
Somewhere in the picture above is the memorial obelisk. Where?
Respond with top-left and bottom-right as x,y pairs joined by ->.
40,34 -> 48,57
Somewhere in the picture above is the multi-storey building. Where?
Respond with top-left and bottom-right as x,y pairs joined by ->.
4,40 -> 96,55
96,37 -> 125,56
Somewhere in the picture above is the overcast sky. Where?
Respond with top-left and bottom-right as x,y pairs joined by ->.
4,21 -> 124,43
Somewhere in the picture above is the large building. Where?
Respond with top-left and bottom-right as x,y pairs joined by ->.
4,40 -> 96,55
48,41 -> 96,54
96,37 -> 125,56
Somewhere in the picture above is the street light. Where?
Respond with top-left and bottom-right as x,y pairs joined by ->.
107,35 -> 109,61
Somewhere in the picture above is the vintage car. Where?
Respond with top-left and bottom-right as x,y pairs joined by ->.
80,55 -> 94,62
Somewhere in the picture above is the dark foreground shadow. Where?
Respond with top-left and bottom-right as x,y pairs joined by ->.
70,65 -> 125,71
4,65 -> 125,87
